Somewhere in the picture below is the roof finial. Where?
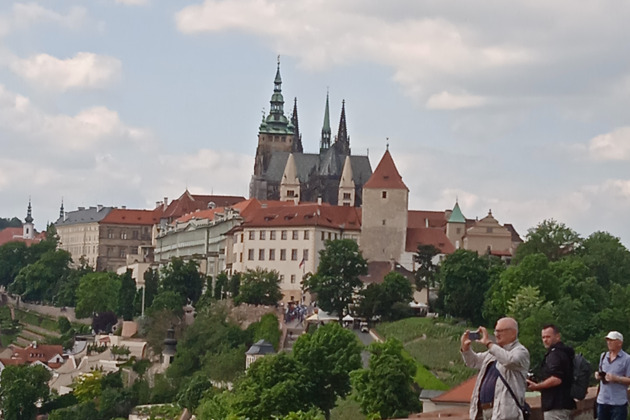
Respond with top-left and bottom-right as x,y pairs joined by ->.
277,55 -> 280,68
386,137 -> 389,151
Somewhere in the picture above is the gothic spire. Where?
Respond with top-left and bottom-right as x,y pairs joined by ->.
25,198 -> 33,224
320,91 -> 331,153
335,99 -> 350,155
291,97 -> 303,153
259,57 -> 292,135
59,198 -> 65,220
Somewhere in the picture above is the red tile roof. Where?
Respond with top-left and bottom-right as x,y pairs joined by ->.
0,227 -> 45,247
175,199 -> 293,224
237,202 -> 361,231
100,208 -> 162,225
363,150 -> 408,190
162,190 -> 245,221
431,376 -> 476,403
408,210 -> 448,229
405,227 -> 455,254
3,343 -> 64,367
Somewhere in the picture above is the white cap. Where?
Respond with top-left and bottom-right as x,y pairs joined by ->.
605,331 -> 624,342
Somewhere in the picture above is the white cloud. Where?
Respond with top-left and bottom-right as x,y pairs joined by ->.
588,127 -> 630,161
11,2 -> 87,30
115,0 -> 149,5
10,52 -> 122,91
0,85 -> 147,151
426,91 -> 488,110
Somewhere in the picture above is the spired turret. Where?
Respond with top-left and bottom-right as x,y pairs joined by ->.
23,198 -> 34,240
280,153 -> 300,203
338,156 -> 355,206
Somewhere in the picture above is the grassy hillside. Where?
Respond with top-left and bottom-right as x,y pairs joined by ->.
375,317 -> 482,389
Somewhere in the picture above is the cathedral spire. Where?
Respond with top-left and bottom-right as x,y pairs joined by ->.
291,97 -> 303,153
320,91 -> 331,153
335,99 -> 350,155
259,57 -> 291,134
59,198 -> 65,221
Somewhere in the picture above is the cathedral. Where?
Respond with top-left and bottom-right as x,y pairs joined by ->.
249,61 -> 372,206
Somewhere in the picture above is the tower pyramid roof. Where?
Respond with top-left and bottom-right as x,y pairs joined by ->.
363,149 -> 408,190
448,201 -> 466,223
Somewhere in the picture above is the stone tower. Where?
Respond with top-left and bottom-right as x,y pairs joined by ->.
360,148 -> 409,262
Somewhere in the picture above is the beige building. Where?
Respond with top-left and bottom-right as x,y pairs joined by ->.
229,202 -> 361,303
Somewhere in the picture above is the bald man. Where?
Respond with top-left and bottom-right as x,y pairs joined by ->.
461,317 -> 530,420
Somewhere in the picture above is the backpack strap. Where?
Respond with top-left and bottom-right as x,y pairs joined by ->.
496,369 -> 526,411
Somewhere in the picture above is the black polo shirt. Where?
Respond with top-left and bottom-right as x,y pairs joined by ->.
540,342 -> 576,411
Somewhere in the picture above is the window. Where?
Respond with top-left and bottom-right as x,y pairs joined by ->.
132,230 -> 139,240
290,275 -> 296,284
240,234 -> 244,243
343,192 -> 351,200
121,231 -> 128,240
280,274 -> 285,282
382,219 -> 386,226
259,249 -> 265,260
291,249 -> 298,260
270,230 -> 276,240
456,227 -> 461,234
119,248 -> 126,258
334,233 -> 338,240
248,249 -> 254,260
260,231 -> 266,240
281,230 -> 287,240
240,253 -> 243,262
321,232 -> 325,240
292,230 -> 299,240
107,229 -> 113,239
303,249 -> 309,261
486,227 -> 493,233
304,230 -> 309,240
382,191 -> 387,199
280,249 -> 287,261
249,231 -> 255,240
328,232 -> 331,240
287,190 -> 295,197
269,249 -> 275,260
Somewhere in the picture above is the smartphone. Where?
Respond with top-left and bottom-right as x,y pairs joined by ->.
468,330 -> 481,340
599,371 -> 607,383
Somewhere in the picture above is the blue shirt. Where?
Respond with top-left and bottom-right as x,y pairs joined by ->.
597,349 -> 630,406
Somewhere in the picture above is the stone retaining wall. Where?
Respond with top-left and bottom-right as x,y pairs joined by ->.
0,292 -> 91,325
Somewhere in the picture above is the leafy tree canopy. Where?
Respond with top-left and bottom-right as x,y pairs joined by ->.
305,239 -> 367,319
0,364 -> 51,420
234,268 -> 282,306
75,272 -> 121,318
513,219 -> 581,264
160,257 -> 204,304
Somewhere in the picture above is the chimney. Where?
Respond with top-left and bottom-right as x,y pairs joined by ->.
121,206 -> 126,210
156,201 -> 162,208
164,197 -> 168,206
317,197 -> 322,205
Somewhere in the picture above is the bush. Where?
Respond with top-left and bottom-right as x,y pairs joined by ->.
57,317 -> 72,334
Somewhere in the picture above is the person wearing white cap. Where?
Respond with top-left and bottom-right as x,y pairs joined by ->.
595,331 -> 630,420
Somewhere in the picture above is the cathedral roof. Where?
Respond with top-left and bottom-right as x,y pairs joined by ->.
263,151 -> 372,185
363,149 -> 408,190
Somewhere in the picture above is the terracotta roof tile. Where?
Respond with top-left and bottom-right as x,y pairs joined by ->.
162,191 -> 245,220
237,203 -> 361,231
405,227 -> 455,254
431,376 -> 476,403
7,343 -> 64,366
0,227 -> 45,247
100,208 -> 161,225
408,210 -> 448,229
363,150 -> 408,190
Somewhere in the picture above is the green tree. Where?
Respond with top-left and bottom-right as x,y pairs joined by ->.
118,270 -> 136,321
304,239 -> 368,320
234,268 -> 282,306
75,272 -> 121,318
352,339 -> 420,419
0,241 -> 28,287
144,267 -> 159,308
0,364 -> 51,420
356,283 -> 383,321
380,272 -> 414,320
231,352 -> 312,419
160,257 -> 204,303
436,249 -> 492,324
214,271 -> 229,299
227,272 -> 241,298
177,372 -> 214,411
578,231 -> 630,289
413,244 -> 440,310
293,322 -> 363,420
55,257 -> 93,307
72,370 -> 104,403
148,290 -> 186,316
513,219 -> 581,263
9,249 -> 72,303
248,313 -> 281,350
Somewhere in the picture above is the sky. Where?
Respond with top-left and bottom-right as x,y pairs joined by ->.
1,0 -> 630,246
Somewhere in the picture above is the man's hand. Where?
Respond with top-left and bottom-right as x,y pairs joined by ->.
479,326 -> 492,347
526,379 -> 537,391
460,330 -> 472,352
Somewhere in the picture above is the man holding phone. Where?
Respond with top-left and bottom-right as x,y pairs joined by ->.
595,331 -> 630,420
460,317 -> 530,420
